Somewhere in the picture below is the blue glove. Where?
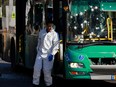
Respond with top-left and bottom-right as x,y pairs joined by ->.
48,54 -> 53,61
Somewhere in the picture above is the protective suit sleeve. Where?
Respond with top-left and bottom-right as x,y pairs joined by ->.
51,32 -> 59,55
36,38 -> 41,51
36,31 -> 41,51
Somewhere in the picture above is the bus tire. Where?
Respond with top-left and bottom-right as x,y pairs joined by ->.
10,37 -> 16,70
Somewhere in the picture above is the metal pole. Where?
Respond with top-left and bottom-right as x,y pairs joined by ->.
25,0 -> 31,26
32,0 -> 35,31
1,0 -> 4,30
42,1 -> 45,29
9,0 -> 13,29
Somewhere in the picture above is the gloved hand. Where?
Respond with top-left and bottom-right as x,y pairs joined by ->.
48,54 -> 53,61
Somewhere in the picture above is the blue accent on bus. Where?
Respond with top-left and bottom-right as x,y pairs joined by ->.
78,55 -> 84,61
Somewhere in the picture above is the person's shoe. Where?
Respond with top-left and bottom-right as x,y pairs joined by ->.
46,84 -> 54,87
32,84 -> 39,87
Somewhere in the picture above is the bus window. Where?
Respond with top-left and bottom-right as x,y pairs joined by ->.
67,0 -> 116,43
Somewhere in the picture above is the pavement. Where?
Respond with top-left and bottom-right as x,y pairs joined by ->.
0,57 -> 33,87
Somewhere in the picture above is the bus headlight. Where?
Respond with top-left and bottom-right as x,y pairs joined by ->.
69,63 -> 84,68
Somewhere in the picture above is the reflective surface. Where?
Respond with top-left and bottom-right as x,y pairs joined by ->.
67,0 -> 116,43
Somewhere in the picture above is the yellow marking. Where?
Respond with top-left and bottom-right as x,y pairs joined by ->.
85,38 -> 112,41
114,75 -> 116,80
107,17 -> 113,41
12,12 -> 15,19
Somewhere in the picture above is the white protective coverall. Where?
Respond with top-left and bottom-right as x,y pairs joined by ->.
33,28 -> 59,86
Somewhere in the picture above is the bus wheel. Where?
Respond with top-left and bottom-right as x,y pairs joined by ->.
10,37 -> 16,70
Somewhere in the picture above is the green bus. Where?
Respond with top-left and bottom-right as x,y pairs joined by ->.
60,0 -> 116,80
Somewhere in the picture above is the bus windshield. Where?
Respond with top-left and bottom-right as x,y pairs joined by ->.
67,0 -> 116,44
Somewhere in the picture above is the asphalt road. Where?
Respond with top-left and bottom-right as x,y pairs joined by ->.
0,58 -> 116,87
0,58 -> 33,87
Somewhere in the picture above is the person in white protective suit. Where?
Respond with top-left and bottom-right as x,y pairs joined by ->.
32,21 -> 59,87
